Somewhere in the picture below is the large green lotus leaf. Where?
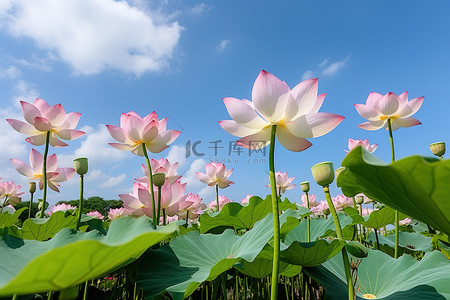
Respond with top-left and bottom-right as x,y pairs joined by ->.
137,210 -> 300,299
0,217 -> 177,296
338,147 -> 450,236
350,206 -> 406,229
7,211 -> 78,241
366,231 -> 433,252
305,249 -> 450,299
199,195 -> 308,233
0,208 -> 27,228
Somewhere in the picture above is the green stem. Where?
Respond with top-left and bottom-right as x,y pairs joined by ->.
374,228 -> 380,250
163,209 -> 166,226
28,192 -> 34,219
47,291 -> 53,300
323,186 -> 354,300
39,131 -> 51,218
305,192 -> 310,243
0,196 -> 9,213
76,174 -> 84,231
83,281 -> 89,300
156,186 -> 162,225
269,125 -> 280,300
11,294 -> 17,300
216,184 -> 220,211
141,143 -> 156,228
387,118 -> 399,259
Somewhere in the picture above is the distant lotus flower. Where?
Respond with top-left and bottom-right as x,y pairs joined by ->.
48,203 -> 76,216
208,195 -> 231,211
6,98 -> 85,147
332,194 -> 353,211
177,193 -> 206,220
11,149 -> 75,192
136,158 -> 181,185
240,194 -> 253,205
108,207 -> 130,221
310,201 -> 329,216
0,181 -> 24,206
196,162 -> 234,188
266,171 -> 295,194
219,70 -> 344,151
345,138 -> 378,154
399,218 -> 412,226
86,211 -> 105,220
106,111 -> 180,155
301,193 -> 319,207
355,92 -> 423,131
166,215 -> 179,223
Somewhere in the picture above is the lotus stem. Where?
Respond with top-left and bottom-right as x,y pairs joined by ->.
39,131 -> 51,218
163,209 -> 166,226
76,174 -> 84,231
141,143 -> 157,229
269,125 -> 280,300
0,196 -> 9,213
157,186 -> 162,225
216,184 -> 219,212
28,191 -> 34,219
305,191 -> 311,242
387,118 -> 400,259
323,186 -> 354,300
83,281 -> 88,300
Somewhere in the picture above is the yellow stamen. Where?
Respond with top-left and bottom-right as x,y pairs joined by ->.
363,294 -> 376,299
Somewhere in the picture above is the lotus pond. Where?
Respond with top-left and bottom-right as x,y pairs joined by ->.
0,71 -> 449,299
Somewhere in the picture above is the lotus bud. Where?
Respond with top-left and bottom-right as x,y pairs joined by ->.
152,173 -> 166,187
311,161 -> 334,187
73,158 -> 88,175
429,142 -> 445,158
355,195 -> 364,205
29,182 -> 36,194
300,181 -> 310,193
334,167 -> 345,180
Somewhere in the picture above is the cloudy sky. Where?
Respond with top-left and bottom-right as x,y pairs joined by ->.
0,1 -> 448,207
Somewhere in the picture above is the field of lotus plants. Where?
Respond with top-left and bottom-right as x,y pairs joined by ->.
0,70 -> 449,300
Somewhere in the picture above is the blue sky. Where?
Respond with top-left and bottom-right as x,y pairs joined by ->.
0,0 -> 449,207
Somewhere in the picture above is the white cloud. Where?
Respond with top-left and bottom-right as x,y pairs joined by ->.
100,173 -> 127,188
216,39 -> 229,52
12,80 -> 40,107
321,56 -> 350,76
187,4 -> 211,16
301,70 -> 314,81
181,158 -> 206,188
0,0 -> 183,76
318,58 -> 329,67
166,144 -> 186,167
0,65 -> 21,79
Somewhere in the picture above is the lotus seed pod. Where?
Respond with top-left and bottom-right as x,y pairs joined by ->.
29,182 -> 36,193
73,157 -> 88,175
152,173 -> 166,187
355,195 -> 364,205
300,181 -> 310,193
311,161 -> 335,187
429,142 -> 445,157
334,167 -> 345,180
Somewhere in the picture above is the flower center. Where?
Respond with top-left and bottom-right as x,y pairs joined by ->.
363,294 -> 376,299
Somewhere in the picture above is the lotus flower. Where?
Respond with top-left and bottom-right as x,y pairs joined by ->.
11,149 -> 75,192
208,195 -> 231,210
86,210 -> 105,220
177,193 -> 206,220
219,70 -> 344,151
240,194 -> 253,205
355,92 -> 423,131
6,98 -> 85,147
399,217 -> 412,226
332,194 -> 353,211
136,158 -> 181,185
266,171 -> 295,194
48,203 -> 76,216
106,111 -> 180,155
300,193 -> 319,207
310,201 -> 329,216
108,207 -> 130,221
0,181 -> 24,206
196,162 -> 234,188
345,138 -> 378,154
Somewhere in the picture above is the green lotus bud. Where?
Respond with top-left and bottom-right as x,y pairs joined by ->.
334,167 -> 345,180
429,142 -> 445,158
73,158 -> 88,175
152,173 -> 166,187
29,182 -> 36,193
355,195 -> 364,205
300,181 -> 310,193
311,161 -> 334,187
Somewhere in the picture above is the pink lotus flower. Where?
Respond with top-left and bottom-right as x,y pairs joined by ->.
177,193 -> 206,220
208,195 -> 232,211
48,203 -> 76,216
86,210 -> 105,220
300,193 -> 319,207
108,207 -> 130,221
355,92 -> 423,131
136,158 -> 182,185
0,181 -> 24,206
106,111 -> 180,156
11,149 -> 75,192
266,171 -> 295,194
399,217 -> 412,226
311,201 -> 329,216
166,215 -> 179,223
118,182 -> 147,217
332,194 -> 353,211
240,194 -> 253,205
345,138 -> 377,154
219,70 -> 344,151
7,98 -> 85,147
196,162 -> 234,188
